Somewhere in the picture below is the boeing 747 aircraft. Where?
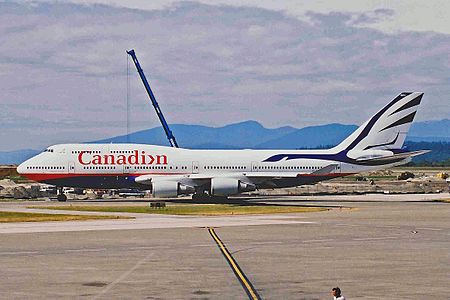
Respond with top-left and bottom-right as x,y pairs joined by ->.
17,92 -> 427,200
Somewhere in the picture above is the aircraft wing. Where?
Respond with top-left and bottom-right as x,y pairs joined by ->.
241,164 -> 340,188
135,163 -> 340,187
135,174 -> 207,186
311,164 -> 339,174
135,164 -> 338,184
242,164 -> 339,178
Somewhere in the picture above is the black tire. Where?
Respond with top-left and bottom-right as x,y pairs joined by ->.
192,193 -> 212,201
209,195 -> 229,202
192,193 -> 204,201
192,193 -> 229,203
57,194 -> 67,202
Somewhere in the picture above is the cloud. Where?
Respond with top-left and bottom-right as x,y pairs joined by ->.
29,0 -> 450,34
350,8 -> 395,26
0,1 -> 449,150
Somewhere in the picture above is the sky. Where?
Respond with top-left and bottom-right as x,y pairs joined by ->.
1,0 -> 449,151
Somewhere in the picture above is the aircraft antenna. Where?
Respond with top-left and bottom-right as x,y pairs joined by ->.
126,53 -> 130,143
126,49 -> 179,148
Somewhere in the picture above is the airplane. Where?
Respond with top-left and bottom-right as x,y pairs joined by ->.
17,92 -> 427,201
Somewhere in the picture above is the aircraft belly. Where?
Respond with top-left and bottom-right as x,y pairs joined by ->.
41,175 -> 140,189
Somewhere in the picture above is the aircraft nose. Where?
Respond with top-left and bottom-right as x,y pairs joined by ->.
16,162 -> 26,174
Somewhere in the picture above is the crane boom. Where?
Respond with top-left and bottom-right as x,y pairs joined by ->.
126,49 -> 179,148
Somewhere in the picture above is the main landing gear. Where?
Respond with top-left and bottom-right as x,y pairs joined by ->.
191,193 -> 228,203
56,187 -> 67,202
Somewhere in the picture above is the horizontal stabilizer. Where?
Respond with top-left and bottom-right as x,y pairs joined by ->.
355,150 -> 430,163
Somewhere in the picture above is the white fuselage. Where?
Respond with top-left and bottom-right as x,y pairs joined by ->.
17,143 -> 403,191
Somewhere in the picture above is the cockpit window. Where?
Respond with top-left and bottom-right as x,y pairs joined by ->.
44,149 -> 54,153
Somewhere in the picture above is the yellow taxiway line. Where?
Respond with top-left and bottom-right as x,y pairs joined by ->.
208,227 -> 261,300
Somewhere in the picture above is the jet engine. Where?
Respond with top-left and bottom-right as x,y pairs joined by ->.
210,178 -> 256,196
152,181 -> 195,198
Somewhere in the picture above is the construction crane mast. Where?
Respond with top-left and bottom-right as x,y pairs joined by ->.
126,49 -> 179,148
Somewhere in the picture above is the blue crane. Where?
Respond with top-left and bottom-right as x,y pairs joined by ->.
126,49 -> 179,148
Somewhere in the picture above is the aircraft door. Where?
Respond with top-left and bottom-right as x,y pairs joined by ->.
68,162 -> 75,174
192,161 -> 199,174
123,165 -> 131,174
251,161 -> 258,172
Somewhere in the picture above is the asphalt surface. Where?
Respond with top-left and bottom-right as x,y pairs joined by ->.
0,193 -> 449,299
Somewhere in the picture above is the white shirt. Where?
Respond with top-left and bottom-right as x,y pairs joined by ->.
334,296 -> 346,300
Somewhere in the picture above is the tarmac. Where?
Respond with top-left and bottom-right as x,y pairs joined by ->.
0,193 -> 449,299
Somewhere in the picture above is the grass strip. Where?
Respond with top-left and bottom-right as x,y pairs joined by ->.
0,211 -> 131,223
29,204 -> 328,216
432,199 -> 450,203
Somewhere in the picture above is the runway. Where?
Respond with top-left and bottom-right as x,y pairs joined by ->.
0,193 -> 449,299
0,193 -> 447,234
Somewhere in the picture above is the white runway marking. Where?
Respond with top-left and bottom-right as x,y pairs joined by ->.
93,252 -> 154,299
374,225 -> 397,228
0,251 -> 39,256
252,241 -> 283,245
129,246 -> 171,250
190,243 -> 213,248
334,223 -> 403,230
353,236 -> 398,241
65,248 -> 107,253
302,239 -> 335,243
334,223 -> 361,227
416,227 -> 443,231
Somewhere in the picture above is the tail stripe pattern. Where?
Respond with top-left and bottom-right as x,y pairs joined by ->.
389,96 -> 422,116
262,92 -> 424,166
364,133 -> 399,150
379,111 -> 417,132
345,92 -> 412,151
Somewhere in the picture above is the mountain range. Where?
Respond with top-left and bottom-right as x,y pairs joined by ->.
1,119 -> 449,164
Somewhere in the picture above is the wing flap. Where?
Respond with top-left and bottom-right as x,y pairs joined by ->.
311,164 -> 339,175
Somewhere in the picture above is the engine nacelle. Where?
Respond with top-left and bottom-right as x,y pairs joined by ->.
152,181 -> 194,198
210,178 -> 256,196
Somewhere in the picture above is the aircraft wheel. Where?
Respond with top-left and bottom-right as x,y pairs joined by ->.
192,193 -> 211,201
192,193 -> 228,203
209,195 -> 229,202
57,194 -> 67,202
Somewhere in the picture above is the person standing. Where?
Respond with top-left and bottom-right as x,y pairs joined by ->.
331,287 -> 346,300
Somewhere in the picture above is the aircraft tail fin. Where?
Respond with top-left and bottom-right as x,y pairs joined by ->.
333,92 -> 423,153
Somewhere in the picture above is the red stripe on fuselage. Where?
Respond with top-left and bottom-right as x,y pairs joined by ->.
22,173 -> 187,182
